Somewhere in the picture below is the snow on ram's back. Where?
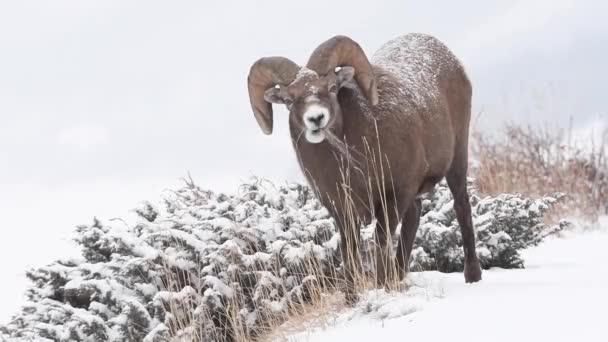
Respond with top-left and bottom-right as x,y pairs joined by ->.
0,177 -> 573,342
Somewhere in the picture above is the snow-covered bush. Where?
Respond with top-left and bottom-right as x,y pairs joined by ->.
1,178 -> 564,342
410,180 -> 566,272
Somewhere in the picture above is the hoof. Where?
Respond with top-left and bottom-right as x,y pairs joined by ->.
396,263 -> 409,282
375,275 -> 387,289
464,258 -> 482,283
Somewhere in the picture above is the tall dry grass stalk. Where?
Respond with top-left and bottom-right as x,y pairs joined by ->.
472,123 -> 608,220
325,121 -> 405,297
156,122 -> 409,342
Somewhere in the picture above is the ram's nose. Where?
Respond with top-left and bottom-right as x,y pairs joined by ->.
307,113 -> 326,128
303,104 -> 330,131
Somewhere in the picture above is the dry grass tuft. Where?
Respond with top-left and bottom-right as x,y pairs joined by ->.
158,251 -> 383,342
472,123 -> 608,220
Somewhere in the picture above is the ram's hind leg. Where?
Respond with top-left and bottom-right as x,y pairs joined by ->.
395,197 -> 421,280
446,151 -> 482,283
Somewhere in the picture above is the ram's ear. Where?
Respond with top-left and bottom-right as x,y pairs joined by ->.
336,66 -> 356,89
264,87 -> 286,104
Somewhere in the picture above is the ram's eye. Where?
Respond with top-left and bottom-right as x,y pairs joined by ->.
329,84 -> 337,93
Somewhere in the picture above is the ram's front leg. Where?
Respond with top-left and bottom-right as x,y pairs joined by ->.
338,223 -> 362,305
331,196 -> 369,305
374,201 -> 398,288
374,186 -> 421,288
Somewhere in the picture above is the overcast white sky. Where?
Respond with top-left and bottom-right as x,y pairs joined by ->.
0,0 -> 606,322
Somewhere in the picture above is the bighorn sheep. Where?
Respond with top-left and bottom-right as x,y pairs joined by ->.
247,34 -> 482,301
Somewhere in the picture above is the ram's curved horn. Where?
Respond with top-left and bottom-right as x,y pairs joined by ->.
247,57 -> 300,134
306,36 -> 378,105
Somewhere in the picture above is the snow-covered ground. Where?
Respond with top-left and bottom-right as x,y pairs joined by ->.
284,219 -> 608,342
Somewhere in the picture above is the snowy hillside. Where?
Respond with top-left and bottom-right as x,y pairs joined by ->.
0,178 -> 570,341
283,219 -> 608,342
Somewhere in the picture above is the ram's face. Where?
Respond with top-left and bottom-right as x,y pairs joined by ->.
264,67 -> 355,144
